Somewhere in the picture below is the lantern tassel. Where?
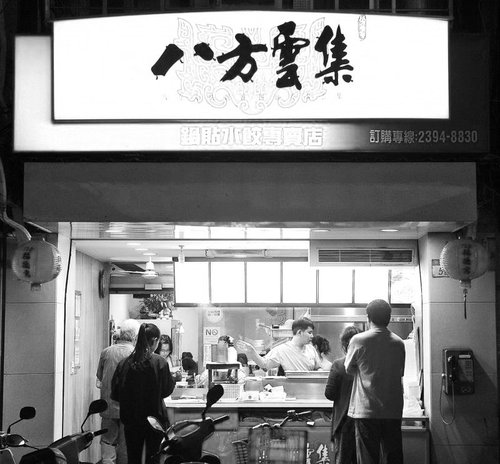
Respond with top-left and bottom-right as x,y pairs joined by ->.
463,288 -> 468,319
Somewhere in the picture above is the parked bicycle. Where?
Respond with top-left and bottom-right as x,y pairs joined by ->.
233,409 -> 315,464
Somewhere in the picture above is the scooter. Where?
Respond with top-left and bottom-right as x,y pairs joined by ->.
0,406 -> 37,464
148,384 -> 229,464
19,399 -> 108,464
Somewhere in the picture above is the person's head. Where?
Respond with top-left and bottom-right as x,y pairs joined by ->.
340,325 -> 361,354
156,334 -> 173,358
312,335 -> 331,356
237,353 -> 248,366
118,319 -> 140,343
131,323 -> 161,364
366,299 -> 392,327
181,351 -> 193,360
291,318 -> 315,345
181,357 -> 198,374
218,335 -> 230,345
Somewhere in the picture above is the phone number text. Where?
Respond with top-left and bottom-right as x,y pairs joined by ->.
369,129 -> 479,144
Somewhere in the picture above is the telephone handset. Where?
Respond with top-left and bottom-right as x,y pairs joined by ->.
442,349 -> 474,395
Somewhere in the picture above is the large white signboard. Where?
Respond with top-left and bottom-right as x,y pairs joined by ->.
52,11 -> 449,121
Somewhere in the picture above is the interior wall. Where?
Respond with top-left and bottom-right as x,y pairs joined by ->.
419,233 -> 498,464
63,248 -> 108,462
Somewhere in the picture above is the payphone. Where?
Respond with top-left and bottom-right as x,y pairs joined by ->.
442,349 -> 475,395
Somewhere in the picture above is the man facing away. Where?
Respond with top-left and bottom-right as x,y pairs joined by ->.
96,319 -> 140,464
344,299 -> 406,464
235,318 -> 321,372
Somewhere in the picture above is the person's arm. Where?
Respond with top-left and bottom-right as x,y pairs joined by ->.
235,339 -> 274,370
160,358 -> 176,398
96,352 -> 105,385
311,346 -> 323,371
344,341 -> 358,376
110,362 -> 122,401
324,360 -> 343,402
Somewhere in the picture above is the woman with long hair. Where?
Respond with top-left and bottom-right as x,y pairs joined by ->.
155,334 -> 174,369
312,334 -> 333,371
111,323 -> 176,464
324,325 -> 362,464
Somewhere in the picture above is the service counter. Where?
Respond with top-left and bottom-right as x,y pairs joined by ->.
165,398 -> 429,464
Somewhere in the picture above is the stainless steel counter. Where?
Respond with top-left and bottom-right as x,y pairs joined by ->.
165,398 -> 334,408
165,397 -> 428,464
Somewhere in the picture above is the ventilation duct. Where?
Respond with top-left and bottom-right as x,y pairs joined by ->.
309,240 -> 417,267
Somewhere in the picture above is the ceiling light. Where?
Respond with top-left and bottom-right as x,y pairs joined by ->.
381,229 -> 399,232
104,228 -> 123,234
145,258 -> 155,272
143,252 -> 157,256
135,248 -> 148,251
127,242 -> 141,246
142,258 -> 158,279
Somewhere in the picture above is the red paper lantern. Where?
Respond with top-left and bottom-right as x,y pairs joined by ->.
439,238 -> 489,318
11,237 -> 62,290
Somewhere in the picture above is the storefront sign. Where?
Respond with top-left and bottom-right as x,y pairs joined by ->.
15,36 -> 488,153
52,11 -> 448,121
432,258 -> 449,278
204,326 -> 221,344
206,307 -> 223,323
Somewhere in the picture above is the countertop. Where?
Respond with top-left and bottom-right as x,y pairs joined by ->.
164,398 -> 428,423
165,398 -> 333,409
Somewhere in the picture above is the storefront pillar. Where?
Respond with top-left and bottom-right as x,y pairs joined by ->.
2,227 -> 70,456
419,232 -> 498,463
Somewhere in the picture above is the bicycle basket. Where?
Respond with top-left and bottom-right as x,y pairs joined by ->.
247,427 -> 307,464
232,439 -> 249,464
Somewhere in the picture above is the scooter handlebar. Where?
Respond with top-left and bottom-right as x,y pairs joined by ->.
213,415 -> 230,425
93,429 -> 108,438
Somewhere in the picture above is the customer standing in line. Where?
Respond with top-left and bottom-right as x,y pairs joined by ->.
96,319 -> 140,464
111,323 -> 176,464
324,326 -> 361,464
345,299 -> 406,464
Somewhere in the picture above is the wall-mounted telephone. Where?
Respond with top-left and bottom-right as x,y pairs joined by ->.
442,349 -> 475,395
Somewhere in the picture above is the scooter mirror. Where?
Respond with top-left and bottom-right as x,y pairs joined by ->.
206,384 -> 224,409
6,434 -> 26,447
19,407 -> 36,420
147,416 -> 166,433
88,399 -> 108,415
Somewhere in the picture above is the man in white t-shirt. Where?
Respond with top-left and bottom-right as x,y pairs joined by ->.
236,318 -> 321,372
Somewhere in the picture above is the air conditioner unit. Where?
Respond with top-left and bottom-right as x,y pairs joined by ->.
309,240 -> 418,267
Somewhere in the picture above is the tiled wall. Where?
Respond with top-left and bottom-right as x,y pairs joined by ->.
2,230 -> 70,460
419,233 -> 498,464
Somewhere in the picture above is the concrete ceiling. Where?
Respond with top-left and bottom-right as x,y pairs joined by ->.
66,220 -> 464,263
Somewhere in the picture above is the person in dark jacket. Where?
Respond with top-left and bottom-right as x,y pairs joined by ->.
111,323 -> 176,464
324,325 -> 361,464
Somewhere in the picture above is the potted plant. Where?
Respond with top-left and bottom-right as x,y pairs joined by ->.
138,293 -> 174,319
